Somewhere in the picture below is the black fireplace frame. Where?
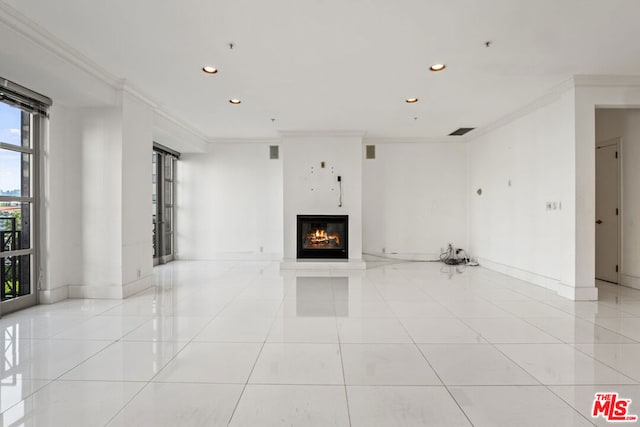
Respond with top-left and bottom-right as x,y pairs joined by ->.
297,215 -> 348,259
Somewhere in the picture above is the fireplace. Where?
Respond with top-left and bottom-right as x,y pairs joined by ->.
297,215 -> 348,259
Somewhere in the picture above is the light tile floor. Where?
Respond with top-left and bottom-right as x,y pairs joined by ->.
1,260 -> 640,426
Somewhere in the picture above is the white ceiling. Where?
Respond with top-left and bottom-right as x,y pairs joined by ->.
2,0 -> 640,140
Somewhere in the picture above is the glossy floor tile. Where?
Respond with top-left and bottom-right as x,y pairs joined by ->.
153,342 -> 261,383
418,343 -> 538,385
399,317 -> 485,343
107,382 -> 244,426
496,343 -> 637,385
249,343 -> 344,385
341,344 -> 441,385
449,386 -> 593,427
230,385 -> 350,427
336,317 -> 412,343
0,380 -> 144,427
461,317 -> 561,343
347,386 -> 471,427
1,259 -> 640,425
573,343 -> 640,382
61,341 -> 185,381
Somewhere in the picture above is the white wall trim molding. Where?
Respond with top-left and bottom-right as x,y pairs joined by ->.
176,252 -> 283,261
122,274 -> 154,299
363,252 -> 441,262
279,130 -> 366,138
363,137 -> 468,144
479,257 -> 598,300
66,275 -> 152,299
38,285 -> 69,304
153,109 -> 209,144
556,283 -> 599,301
574,75 -> 640,88
119,82 -> 159,109
0,2 -> 120,88
469,77 -> 575,142
621,273 -> 640,291
0,2 -> 207,147
207,138 -> 281,146
478,257 -> 561,293
68,284 -> 125,299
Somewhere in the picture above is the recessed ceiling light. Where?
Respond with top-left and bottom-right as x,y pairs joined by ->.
202,66 -> 218,74
229,99 -> 241,104
405,98 -> 418,103
430,63 -> 446,72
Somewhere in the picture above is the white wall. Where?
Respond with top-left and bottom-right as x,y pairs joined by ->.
176,143 -> 283,260
573,80 -> 640,299
595,108 -> 640,289
43,93 -> 160,300
76,106 -> 123,289
281,134 -> 363,260
121,92 -> 154,292
41,103 -> 82,303
468,89 -> 577,294
362,142 -> 468,259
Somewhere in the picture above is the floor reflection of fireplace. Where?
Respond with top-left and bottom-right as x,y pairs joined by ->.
296,277 -> 348,316
297,215 -> 348,259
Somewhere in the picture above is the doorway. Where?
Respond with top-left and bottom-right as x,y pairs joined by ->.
152,144 -> 179,265
0,79 -> 50,315
595,138 -> 620,284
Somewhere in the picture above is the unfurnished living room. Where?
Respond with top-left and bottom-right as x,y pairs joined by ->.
2,1 -> 640,426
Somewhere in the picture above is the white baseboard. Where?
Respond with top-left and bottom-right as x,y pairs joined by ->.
123,274 -> 154,298
621,273 -> 640,290
68,283 -> 124,299
478,257 -> 598,301
478,257 -> 560,292
39,286 -> 69,304
557,283 -> 599,301
68,273 -> 154,299
364,252 -> 440,261
176,252 -> 282,261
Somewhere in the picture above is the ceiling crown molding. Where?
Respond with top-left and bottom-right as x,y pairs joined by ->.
0,2 -> 208,144
468,76 -> 576,141
573,75 -> 640,87
0,2 -> 120,87
208,138 -> 281,145
279,130 -> 366,138
119,81 -> 159,109
364,137 -> 468,144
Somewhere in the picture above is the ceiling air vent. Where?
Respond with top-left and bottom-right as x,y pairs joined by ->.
269,145 -> 279,159
449,127 -> 475,136
365,145 -> 376,159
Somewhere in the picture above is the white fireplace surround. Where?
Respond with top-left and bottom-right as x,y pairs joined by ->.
280,131 -> 366,269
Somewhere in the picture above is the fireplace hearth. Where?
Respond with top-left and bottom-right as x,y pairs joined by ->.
297,215 -> 348,259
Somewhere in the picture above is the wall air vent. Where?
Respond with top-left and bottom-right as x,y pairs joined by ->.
449,127 -> 475,136
269,145 -> 279,159
365,145 -> 376,159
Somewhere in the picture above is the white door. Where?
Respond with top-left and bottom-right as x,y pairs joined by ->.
595,141 -> 620,283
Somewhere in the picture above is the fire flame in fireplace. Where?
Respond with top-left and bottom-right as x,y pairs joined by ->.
308,228 -> 340,246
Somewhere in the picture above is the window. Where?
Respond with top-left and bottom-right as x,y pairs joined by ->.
0,77 -> 50,312
152,144 -> 179,265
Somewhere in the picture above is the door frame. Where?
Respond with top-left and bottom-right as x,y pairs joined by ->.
595,137 -> 622,284
0,108 -> 42,315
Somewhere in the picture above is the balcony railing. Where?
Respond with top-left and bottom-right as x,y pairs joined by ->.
1,217 -> 26,301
